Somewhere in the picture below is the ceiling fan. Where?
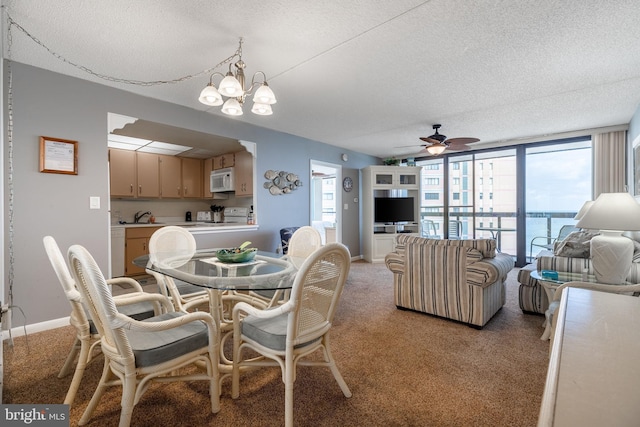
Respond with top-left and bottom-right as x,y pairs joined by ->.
401,124 -> 480,155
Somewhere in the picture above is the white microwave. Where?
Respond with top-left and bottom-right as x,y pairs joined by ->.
210,167 -> 235,192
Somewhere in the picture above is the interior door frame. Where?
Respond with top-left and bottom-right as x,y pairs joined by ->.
310,160 -> 342,243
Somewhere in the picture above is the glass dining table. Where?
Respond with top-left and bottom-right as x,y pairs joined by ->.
133,249 -> 300,374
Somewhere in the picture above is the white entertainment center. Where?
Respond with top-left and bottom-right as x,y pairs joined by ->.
362,165 -> 422,262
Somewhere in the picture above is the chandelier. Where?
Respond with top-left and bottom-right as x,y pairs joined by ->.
198,38 -> 277,116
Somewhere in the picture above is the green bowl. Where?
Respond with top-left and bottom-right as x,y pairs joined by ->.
216,247 -> 257,263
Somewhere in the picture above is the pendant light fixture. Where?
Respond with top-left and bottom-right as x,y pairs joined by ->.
425,143 -> 447,155
198,38 -> 277,116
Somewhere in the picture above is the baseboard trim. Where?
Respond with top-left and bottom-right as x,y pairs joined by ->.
1,316 -> 70,341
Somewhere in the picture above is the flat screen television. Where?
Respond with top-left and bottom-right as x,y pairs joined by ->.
374,197 -> 415,224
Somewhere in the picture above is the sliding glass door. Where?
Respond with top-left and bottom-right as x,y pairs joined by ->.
472,149 -> 517,253
417,138 -> 592,265
525,141 -> 592,260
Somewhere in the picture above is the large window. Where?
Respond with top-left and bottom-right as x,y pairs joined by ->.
417,138 -> 592,265
525,141 -> 592,260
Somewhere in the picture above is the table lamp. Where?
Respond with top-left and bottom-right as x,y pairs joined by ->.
573,200 -> 594,221
575,192 -> 640,284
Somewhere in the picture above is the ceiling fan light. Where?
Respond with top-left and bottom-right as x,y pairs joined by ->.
219,74 -> 244,97
253,83 -> 277,104
221,98 -> 243,116
198,84 -> 223,106
426,144 -> 447,155
251,102 -> 273,115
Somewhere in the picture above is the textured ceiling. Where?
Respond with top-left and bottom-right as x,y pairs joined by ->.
5,0 -> 640,158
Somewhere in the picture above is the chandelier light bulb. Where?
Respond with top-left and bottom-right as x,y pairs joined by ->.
198,84 -> 223,106
221,98 -> 243,116
251,102 -> 273,115
253,83 -> 277,105
219,74 -> 244,97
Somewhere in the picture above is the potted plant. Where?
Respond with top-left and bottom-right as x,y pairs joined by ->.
383,157 -> 400,166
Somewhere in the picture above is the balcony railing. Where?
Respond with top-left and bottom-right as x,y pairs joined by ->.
420,207 -> 577,259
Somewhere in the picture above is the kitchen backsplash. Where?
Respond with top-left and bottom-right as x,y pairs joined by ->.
110,198 -> 251,224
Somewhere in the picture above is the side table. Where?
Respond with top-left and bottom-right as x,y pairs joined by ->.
530,270 -> 595,340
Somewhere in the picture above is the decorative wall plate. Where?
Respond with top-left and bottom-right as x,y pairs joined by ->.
343,176 -> 353,192
264,169 -> 302,195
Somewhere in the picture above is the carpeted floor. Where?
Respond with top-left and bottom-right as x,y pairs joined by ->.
2,261 -> 549,426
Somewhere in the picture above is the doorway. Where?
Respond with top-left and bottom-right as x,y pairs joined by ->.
310,160 -> 342,244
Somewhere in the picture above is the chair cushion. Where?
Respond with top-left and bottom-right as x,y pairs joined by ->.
553,231 -> 598,258
242,310 -> 289,351
125,312 -> 209,368
242,311 -> 319,351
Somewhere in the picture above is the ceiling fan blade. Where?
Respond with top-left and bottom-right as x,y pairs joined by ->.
418,137 -> 439,145
446,137 -> 480,145
395,144 -> 426,148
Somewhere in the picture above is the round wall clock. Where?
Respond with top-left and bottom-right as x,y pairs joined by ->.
342,176 -> 353,192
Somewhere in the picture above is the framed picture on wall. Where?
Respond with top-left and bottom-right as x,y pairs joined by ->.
39,136 -> 78,175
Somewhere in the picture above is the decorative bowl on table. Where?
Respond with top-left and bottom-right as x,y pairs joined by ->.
215,247 -> 258,263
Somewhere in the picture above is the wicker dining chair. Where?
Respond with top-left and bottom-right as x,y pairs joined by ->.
67,244 -> 220,427
147,226 -> 209,312
252,225 -> 324,306
231,242 -> 352,427
285,226 -> 323,262
43,236 -> 163,406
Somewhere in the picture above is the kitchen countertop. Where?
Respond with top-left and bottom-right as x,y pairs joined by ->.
111,221 -> 258,234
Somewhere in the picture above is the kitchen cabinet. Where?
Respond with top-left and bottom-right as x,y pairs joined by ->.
136,152 -> 160,198
111,227 -> 125,277
234,150 -> 253,197
109,149 -> 137,197
213,153 -> 234,170
159,155 -> 181,198
125,226 -> 161,276
111,150 -> 200,199
181,157 -> 203,198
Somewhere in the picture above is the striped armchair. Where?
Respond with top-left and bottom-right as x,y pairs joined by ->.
385,235 -> 515,328
518,246 -> 640,314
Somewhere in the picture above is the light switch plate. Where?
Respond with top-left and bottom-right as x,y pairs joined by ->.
89,196 -> 100,209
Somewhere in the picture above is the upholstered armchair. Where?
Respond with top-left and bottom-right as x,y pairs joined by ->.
385,235 -> 514,328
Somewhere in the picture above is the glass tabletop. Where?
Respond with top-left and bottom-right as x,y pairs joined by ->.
134,249 -> 297,291
530,270 -> 596,285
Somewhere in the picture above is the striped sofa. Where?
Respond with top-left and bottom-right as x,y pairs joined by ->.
385,235 -> 515,328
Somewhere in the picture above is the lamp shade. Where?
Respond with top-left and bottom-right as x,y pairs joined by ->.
575,192 -> 640,231
253,84 -> 277,104
426,143 -> 447,155
573,200 -> 594,220
198,84 -> 223,106
221,98 -> 243,116
251,102 -> 273,115
219,74 -> 244,97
